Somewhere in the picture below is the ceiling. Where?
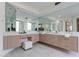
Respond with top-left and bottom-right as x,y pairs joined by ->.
9,2 -> 79,22
17,2 -> 54,14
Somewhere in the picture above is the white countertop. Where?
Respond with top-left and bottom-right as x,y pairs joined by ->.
4,31 -> 39,36
4,31 -> 79,37
40,32 -> 79,37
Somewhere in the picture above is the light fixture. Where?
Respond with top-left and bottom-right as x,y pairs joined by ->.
55,2 -> 61,6
56,20 -> 59,23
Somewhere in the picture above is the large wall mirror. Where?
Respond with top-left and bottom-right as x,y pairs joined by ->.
5,3 -> 16,32
5,3 -> 74,33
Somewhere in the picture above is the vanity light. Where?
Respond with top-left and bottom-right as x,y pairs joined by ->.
56,20 -> 59,23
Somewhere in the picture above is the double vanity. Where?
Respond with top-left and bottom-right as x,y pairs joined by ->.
40,32 -> 78,52
3,32 -> 79,52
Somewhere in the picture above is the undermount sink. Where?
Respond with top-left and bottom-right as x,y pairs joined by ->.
64,34 -> 71,37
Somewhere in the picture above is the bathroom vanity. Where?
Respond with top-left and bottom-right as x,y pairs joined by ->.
3,32 -> 79,52
39,33 -> 78,52
3,32 -> 39,50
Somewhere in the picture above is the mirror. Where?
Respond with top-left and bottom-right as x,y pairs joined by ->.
65,20 -> 72,32
56,20 -> 64,32
5,3 -> 74,33
5,3 -> 16,32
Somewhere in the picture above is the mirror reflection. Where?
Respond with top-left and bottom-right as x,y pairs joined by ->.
5,3 -> 74,33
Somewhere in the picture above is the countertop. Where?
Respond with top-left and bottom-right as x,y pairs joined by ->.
4,31 -> 79,37
4,31 -> 39,36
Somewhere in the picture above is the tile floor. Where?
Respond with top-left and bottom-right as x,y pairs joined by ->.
4,43 -> 79,57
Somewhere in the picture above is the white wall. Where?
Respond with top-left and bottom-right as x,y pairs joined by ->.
0,2 -> 14,57
0,2 -> 5,56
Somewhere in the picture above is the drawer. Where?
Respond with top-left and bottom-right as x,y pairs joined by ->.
20,35 -> 27,39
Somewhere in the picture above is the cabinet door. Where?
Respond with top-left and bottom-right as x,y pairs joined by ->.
13,35 -> 21,48
49,35 -> 58,46
39,34 -> 53,44
42,34 -> 49,43
44,34 -> 54,44
3,36 -> 8,50
39,34 -> 45,42
31,34 -> 39,43
7,35 -> 21,49
43,34 -> 50,43
56,35 -> 66,48
20,35 -> 27,39
65,36 -> 78,51
7,36 -> 13,49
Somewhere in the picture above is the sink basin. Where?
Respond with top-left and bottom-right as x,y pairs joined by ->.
64,34 -> 71,37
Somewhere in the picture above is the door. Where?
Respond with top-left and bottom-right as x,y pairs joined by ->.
77,18 -> 79,32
